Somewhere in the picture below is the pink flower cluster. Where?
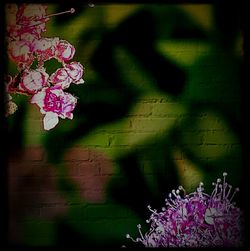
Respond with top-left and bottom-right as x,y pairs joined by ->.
5,4 -> 84,130
126,173 -> 243,247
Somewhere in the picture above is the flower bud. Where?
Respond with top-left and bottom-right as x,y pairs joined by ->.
55,40 -> 75,62
65,61 -> 84,84
49,67 -> 72,89
34,37 -> 59,62
19,67 -> 49,94
8,40 -> 34,67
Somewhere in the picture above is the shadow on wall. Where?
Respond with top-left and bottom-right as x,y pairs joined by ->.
7,3 -> 244,247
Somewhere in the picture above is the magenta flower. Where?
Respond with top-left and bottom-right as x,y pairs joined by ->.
55,40 -> 75,62
5,3 -> 83,130
15,4 -> 48,38
19,67 -> 49,94
30,85 -> 77,130
49,67 -> 73,89
6,4 -> 48,39
49,62 -> 84,89
8,39 -> 35,68
34,37 -> 59,63
17,4 -> 47,21
126,173 -> 243,247
65,61 -> 84,84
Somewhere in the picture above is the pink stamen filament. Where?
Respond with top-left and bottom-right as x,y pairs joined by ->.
43,8 -> 75,19
25,8 -> 75,27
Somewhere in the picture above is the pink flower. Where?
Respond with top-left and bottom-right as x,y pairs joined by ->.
31,85 -> 77,130
49,62 -> 84,89
5,3 -> 82,130
65,61 -> 84,84
49,67 -> 73,89
19,67 -> 49,94
8,39 -> 35,68
34,37 -> 59,63
127,173 -> 243,247
15,4 -> 48,38
55,40 -> 75,62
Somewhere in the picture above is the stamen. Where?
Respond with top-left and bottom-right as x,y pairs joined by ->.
178,185 -> 186,196
137,224 -> 145,241
211,178 -> 221,198
218,184 -> 223,200
226,184 -> 232,199
126,233 -> 138,243
172,190 -> 178,198
197,182 -> 204,195
43,8 -> 75,19
26,8 -> 76,28
147,205 -> 157,214
230,187 -> 239,203
222,172 -> 228,200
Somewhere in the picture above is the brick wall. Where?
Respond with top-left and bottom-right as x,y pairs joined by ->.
8,94 -> 242,246
8,145 -> 115,244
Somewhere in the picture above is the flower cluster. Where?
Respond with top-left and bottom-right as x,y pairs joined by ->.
126,173 -> 243,247
5,4 -> 84,130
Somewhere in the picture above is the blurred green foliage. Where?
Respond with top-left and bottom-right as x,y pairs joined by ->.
7,3 -> 244,247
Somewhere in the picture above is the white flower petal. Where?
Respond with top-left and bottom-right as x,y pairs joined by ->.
30,90 -> 46,107
75,78 -> 84,84
43,112 -> 59,130
205,208 -> 218,225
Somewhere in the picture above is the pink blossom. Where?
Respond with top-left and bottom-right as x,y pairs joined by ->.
19,67 -> 49,94
31,86 -> 77,130
55,40 -> 75,62
49,62 -> 84,89
34,37 -> 59,63
19,32 -> 37,44
49,67 -> 72,89
127,173 -> 243,247
16,4 -> 47,24
8,39 -> 35,68
65,61 -> 84,84
5,3 -> 82,129
15,4 -> 48,38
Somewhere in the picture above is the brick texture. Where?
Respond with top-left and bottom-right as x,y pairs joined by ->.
8,97 -> 242,245
8,146 -> 113,244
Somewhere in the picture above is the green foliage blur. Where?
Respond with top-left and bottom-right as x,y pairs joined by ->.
7,3 -> 244,247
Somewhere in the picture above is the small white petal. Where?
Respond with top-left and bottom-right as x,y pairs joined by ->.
30,91 -> 46,107
43,112 -> 59,130
205,208 -> 218,225
75,78 -> 84,84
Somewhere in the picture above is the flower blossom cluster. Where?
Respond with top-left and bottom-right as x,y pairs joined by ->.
126,173 -> 243,247
5,4 -> 84,130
